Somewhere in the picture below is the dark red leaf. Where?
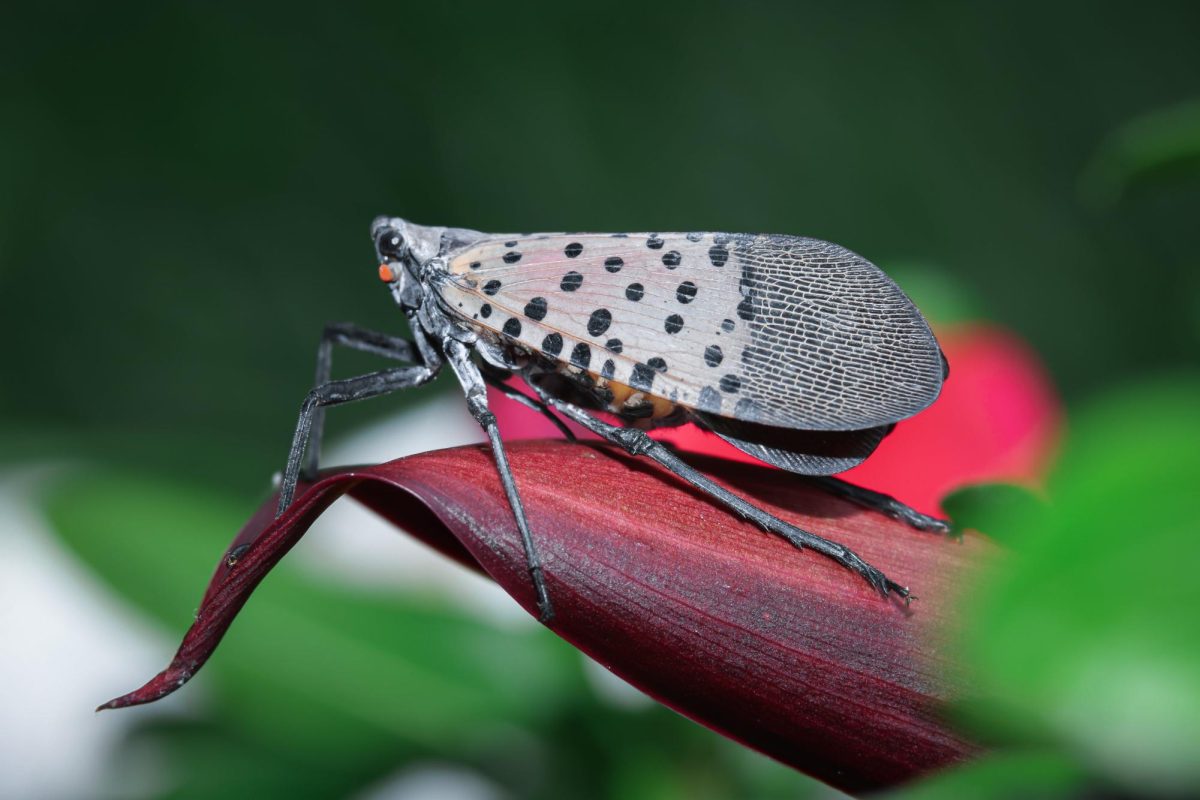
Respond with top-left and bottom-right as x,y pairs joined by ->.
100,440 -> 987,792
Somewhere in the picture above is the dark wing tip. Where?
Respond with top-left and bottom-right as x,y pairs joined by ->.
731,234 -> 946,430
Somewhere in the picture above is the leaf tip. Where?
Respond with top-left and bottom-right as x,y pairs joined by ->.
96,661 -> 196,711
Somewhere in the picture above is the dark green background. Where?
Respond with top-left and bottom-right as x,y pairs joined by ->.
4,1 -> 1199,491
4,3 -> 1199,798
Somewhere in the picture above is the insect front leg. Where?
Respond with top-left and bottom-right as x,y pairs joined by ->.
443,339 -> 554,623
544,398 -> 911,603
808,476 -> 950,534
277,363 -> 438,516
304,322 -> 425,480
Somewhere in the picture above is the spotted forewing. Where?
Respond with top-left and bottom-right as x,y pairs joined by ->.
435,232 -> 943,431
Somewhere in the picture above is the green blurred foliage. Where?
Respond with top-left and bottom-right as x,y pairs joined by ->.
1080,100 -> 1200,207
925,376 -> 1200,797
882,751 -> 1090,800
942,483 -> 1046,546
4,1 -> 1200,797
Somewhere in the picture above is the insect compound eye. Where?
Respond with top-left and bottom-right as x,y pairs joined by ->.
376,228 -> 407,261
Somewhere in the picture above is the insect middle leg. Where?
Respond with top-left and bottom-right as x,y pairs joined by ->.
443,340 -> 554,623
478,371 -> 577,442
543,397 -> 910,601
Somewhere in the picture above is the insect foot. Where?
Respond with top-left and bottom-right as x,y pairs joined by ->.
530,564 -> 554,624
817,538 -> 912,604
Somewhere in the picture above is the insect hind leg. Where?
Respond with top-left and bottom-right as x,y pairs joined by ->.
807,476 -> 950,534
545,397 -> 911,603
444,340 -> 554,623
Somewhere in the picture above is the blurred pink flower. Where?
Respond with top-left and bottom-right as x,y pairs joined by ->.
488,322 -> 1061,516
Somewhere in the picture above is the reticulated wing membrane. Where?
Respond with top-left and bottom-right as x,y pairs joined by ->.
436,232 -> 943,431
696,412 -> 891,476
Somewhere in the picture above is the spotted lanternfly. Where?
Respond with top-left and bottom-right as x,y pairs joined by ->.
275,219 -> 950,622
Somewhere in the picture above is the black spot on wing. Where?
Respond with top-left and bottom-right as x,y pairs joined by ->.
604,338 -> 623,353
604,256 -> 624,273
625,283 -> 644,302
630,363 -> 655,392
600,359 -> 616,379
570,342 -> 591,369
503,251 -> 521,264
742,344 -> 769,366
704,345 -> 723,367
664,314 -> 684,334
502,318 -> 522,338
647,357 -> 667,373
647,234 -> 664,249
588,308 -> 612,336
483,279 -> 501,296
560,271 -> 583,291
662,251 -> 681,268
676,281 -> 697,303
720,374 -> 742,393
542,332 -> 563,356
709,245 -> 729,267
480,303 -> 492,318
524,297 -> 548,321
697,385 -> 722,413
733,397 -> 761,421
565,242 -> 583,258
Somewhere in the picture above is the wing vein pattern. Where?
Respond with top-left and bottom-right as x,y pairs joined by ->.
437,232 -> 943,431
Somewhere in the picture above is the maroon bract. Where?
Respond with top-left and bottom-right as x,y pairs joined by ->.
101,440 -> 985,793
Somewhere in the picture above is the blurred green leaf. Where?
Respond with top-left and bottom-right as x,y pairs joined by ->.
961,373 -> 1200,795
884,262 -> 986,327
44,469 -> 583,753
1080,100 -> 1200,207
115,717 -> 391,800
881,751 -> 1088,800
941,483 -> 1046,546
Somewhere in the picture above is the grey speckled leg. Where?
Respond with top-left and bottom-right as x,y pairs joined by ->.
808,476 -> 950,534
304,322 -> 422,481
444,340 -> 554,623
277,364 -> 438,516
545,397 -> 911,602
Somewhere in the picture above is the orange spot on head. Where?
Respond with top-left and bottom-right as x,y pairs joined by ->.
378,263 -> 396,283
